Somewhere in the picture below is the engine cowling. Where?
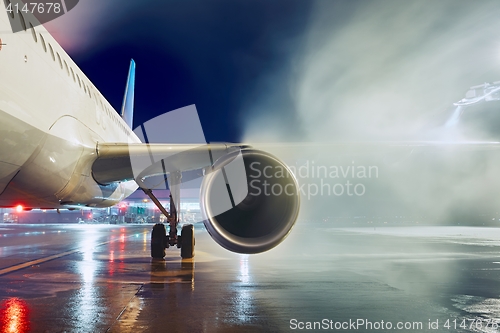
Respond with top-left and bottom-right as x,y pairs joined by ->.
200,149 -> 300,254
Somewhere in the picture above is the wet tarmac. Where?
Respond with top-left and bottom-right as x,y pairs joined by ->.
2,222 -> 500,332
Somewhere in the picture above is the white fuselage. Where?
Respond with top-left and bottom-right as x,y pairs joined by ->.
0,8 -> 140,208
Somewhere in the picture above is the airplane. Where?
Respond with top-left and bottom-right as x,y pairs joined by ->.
0,1 -> 300,258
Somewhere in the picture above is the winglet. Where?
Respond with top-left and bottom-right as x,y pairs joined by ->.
121,59 -> 136,129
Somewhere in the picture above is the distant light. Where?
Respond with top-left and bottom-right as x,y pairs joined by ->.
16,205 -> 23,213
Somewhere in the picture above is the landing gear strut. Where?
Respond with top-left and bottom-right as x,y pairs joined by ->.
143,186 -> 195,259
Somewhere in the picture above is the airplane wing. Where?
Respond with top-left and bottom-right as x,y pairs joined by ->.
92,142 -> 246,185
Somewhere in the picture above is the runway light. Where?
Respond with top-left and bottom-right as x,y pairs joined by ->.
15,205 -> 23,213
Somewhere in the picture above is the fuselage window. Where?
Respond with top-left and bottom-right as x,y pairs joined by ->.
56,52 -> 63,69
19,13 -> 26,31
70,67 -> 75,82
39,34 -> 47,52
48,43 -> 55,61
83,84 -> 87,94
29,23 -> 37,42
76,74 -> 81,88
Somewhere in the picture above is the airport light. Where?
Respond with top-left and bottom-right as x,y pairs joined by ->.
15,205 -> 23,213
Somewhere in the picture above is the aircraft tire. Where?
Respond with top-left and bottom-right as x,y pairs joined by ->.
180,224 -> 195,259
151,223 -> 167,258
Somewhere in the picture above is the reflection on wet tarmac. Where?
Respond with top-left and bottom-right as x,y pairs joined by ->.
233,255 -> 253,324
74,229 -> 101,332
4,224 -> 500,332
149,258 -> 195,287
0,298 -> 30,333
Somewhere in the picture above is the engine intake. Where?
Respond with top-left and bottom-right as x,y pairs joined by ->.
201,149 -> 300,253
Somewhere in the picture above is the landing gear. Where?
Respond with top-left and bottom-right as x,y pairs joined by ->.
142,174 -> 195,259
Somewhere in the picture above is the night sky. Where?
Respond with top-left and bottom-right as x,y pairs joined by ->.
46,0 -> 313,143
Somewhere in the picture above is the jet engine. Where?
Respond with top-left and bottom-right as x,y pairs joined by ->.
200,149 -> 300,254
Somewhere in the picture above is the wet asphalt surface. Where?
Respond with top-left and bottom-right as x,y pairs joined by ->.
2,223 -> 500,332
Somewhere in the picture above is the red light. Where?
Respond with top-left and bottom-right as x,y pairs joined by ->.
15,205 -> 23,213
0,298 -> 30,333
88,214 -> 92,219
120,203 -> 126,208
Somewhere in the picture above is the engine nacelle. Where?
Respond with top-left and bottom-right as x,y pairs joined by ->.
200,149 -> 300,254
